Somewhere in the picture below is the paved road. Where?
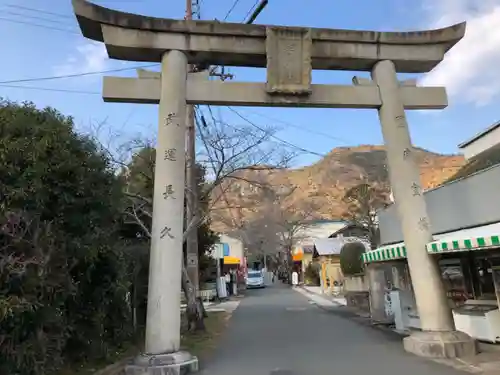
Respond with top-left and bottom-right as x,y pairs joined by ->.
200,284 -> 466,375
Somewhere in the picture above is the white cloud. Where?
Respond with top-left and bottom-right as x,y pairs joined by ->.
54,41 -> 110,78
419,0 -> 500,107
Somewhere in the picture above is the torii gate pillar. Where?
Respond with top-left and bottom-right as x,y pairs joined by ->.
70,0 -> 476,370
372,61 -> 475,357
145,50 -> 188,357
131,50 -> 199,374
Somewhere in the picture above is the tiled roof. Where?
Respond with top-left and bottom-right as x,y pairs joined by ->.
313,238 -> 344,255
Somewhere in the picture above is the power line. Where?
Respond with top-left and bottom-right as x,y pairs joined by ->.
0,64 -> 159,84
4,4 -> 73,19
223,0 -> 242,21
202,107 -> 272,140
0,16 -> 80,34
227,106 -> 327,157
208,0 -> 268,92
238,108 -> 352,145
0,84 -> 100,95
194,107 -> 272,235
242,0 -> 259,22
3,10 -> 77,26
225,107 -> 465,169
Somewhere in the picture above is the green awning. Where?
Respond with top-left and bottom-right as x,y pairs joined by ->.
426,234 -> 500,254
362,244 -> 407,263
363,228 -> 500,264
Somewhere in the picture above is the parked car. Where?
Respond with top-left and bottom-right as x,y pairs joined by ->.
246,270 -> 265,289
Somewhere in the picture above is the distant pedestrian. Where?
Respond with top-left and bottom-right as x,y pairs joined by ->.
230,269 -> 236,295
225,272 -> 231,296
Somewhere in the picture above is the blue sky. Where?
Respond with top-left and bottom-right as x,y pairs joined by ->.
1,0 -> 500,167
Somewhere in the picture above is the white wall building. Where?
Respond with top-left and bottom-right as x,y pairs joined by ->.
295,220 -> 347,247
458,121 -> 500,160
218,234 -> 244,262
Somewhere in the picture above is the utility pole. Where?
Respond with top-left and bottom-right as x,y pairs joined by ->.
185,0 -> 199,293
211,0 -> 269,242
184,0 -> 269,293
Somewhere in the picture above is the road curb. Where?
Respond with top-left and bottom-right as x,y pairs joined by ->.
296,286 -> 407,339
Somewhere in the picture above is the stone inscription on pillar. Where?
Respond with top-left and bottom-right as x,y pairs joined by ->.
163,184 -> 175,200
164,148 -> 177,161
164,112 -> 180,127
144,50 -> 188,355
410,182 -> 421,196
160,225 -> 174,239
266,27 -> 312,95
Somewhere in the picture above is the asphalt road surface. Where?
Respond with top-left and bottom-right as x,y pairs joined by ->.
199,284 -> 466,375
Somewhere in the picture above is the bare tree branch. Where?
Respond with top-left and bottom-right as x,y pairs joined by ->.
230,180 -> 318,268
124,192 -> 152,206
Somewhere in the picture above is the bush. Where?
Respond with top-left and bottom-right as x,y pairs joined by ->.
0,100 -> 217,374
0,100 -> 133,374
304,262 -> 321,286
340,241 -> 366,276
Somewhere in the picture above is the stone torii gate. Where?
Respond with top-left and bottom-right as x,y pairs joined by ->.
72,0 -> 474,373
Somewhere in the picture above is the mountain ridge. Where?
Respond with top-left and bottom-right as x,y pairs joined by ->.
210,145 -> 465,232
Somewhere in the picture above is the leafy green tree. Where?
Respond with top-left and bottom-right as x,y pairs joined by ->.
0,100 -> 132,374
339,241 -> 367,276
304,262 -> 321,286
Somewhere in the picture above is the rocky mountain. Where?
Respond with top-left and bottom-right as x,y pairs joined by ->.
210,145 -> 465,232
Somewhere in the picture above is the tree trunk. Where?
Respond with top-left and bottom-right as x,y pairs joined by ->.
132,281 -> 137,333
181,262 -> 205,331
198,296 -> 208,318
287,246 -> 293,285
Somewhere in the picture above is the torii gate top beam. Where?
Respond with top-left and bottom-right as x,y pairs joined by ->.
72,0 -> 465,73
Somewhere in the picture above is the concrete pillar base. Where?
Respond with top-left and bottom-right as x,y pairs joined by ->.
403,331 -> 477,359
125,351 -> 199,375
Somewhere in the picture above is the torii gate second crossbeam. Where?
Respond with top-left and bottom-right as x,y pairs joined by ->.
103,72 -> 447,109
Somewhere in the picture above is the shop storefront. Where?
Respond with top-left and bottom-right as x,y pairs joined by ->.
361,248 -> 417,327
427,233 -> 500,343
427,232 -> 500,304
368,125 -> 500,341
362,226 -> 500,342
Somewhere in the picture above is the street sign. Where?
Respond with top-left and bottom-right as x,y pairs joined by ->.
187,253 -> 198,266
211,243 -> 224,259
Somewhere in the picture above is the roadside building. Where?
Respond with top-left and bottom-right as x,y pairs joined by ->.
328,223 -> 370,240
212,234 -> 246,288
313,238 -> 344,289
362,122 -> 500,341
292,220 -> 347,283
